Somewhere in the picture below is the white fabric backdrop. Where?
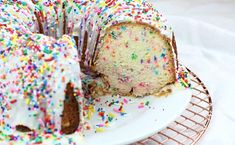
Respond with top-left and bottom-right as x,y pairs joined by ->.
149,0 -> 235,145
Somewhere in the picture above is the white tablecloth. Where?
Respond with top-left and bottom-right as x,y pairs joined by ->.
149,0 -> 235,145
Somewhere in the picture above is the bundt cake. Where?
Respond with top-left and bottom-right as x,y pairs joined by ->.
0,0 -> 184,144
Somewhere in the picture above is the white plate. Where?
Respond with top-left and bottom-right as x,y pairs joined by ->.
83,88 -> 192,145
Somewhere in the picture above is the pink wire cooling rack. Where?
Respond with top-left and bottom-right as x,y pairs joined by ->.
136,68 -> 213,145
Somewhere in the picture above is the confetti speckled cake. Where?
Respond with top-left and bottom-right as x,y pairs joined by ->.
94,22 -> 176,96
0,0 -> 190,144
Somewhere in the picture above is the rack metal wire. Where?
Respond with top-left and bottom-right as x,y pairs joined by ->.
136,68 -> 213,145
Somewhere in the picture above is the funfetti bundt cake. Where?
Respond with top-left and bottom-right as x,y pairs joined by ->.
0,0 -> 185,144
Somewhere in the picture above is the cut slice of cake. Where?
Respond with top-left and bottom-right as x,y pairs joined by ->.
93,22 -> 176,96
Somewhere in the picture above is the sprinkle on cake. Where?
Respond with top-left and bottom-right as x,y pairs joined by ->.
0,0 -> 191,144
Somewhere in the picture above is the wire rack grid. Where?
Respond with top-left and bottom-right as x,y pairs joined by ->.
136,68 -> 213,145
